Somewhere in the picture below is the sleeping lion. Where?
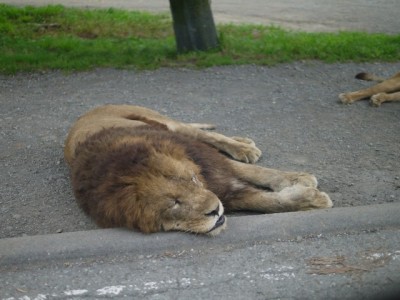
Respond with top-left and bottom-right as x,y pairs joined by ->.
339,71 -> 400,106
64,104 -> 332,236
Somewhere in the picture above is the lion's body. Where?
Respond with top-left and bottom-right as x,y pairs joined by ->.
65,105 -> 332,235
339,71 -> 400,106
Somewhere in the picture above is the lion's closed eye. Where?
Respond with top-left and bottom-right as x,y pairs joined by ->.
205,205 -> 220,217
166,197 -> 181,208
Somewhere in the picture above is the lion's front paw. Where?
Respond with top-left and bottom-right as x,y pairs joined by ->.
270,172 -> 318,192
339,93 -> 354,104
306,190 -> 333,210
225,136 -> 261,163
230,142 -> 262,163
279,185 -> 333,211
287,173 -> 318,188
231,136 -> 256,146
370,93 -> 385,107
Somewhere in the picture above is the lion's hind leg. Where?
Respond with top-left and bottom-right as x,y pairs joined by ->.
140,113 -> 261,163
171,124 -> 262,163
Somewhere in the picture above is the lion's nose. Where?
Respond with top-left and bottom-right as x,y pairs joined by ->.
205,204 -> 220,217
215,215 -> 225,227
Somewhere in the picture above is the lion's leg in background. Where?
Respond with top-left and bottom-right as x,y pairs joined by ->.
223,184 -> 332,213
229,160 -> 318,192
370,91 -> 400,107
339,72 -> 400,104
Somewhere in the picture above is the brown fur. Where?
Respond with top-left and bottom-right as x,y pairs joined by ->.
65,104 -> 332,236
339,72 -> 400,106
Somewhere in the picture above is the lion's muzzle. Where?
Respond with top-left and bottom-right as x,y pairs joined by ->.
207,214 -> 226,234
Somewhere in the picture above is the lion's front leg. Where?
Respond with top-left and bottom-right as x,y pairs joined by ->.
224,185 -> 332,213
229,160 -> 318,191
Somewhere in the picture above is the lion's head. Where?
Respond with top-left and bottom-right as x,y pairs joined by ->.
74,139 -> 227,236
129,150 -> 227,236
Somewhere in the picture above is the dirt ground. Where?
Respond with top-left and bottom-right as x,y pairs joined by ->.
1,61 -> 400,238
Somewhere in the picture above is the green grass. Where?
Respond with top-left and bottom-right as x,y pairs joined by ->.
1,4 -> 399,74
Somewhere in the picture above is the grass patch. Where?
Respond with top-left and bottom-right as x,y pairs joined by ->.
1,4 -> 399,74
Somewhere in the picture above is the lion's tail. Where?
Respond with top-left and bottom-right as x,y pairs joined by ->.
355,72 -> 386,82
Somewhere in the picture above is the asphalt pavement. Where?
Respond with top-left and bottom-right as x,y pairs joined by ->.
1,204 -> 400,299
1,1 -> 400,299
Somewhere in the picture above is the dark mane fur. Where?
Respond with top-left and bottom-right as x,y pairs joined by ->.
71,126 -> 247,220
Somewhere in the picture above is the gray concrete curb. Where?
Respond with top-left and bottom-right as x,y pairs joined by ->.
1,203 -> 399,268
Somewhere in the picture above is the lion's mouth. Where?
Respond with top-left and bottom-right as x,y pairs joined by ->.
208,215 -> 226,233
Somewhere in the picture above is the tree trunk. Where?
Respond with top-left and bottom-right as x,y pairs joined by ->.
169,0 -> 219,53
